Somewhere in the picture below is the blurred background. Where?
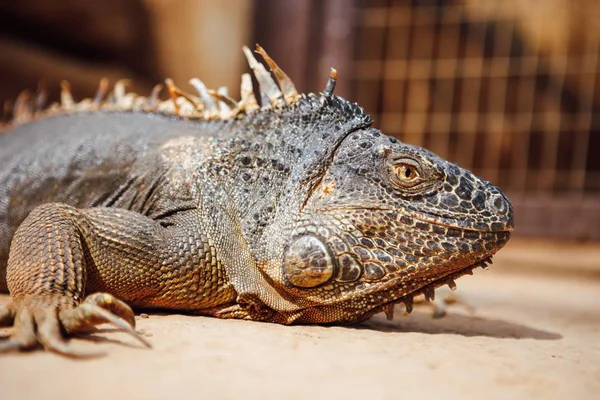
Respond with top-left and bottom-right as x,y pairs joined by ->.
1,3 -> 598,395
0,0 -> 598,245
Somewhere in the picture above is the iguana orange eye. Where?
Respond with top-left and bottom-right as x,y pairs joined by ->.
394,163 -> 420,186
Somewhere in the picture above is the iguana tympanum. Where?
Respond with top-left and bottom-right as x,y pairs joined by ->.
0,45 -> 513,356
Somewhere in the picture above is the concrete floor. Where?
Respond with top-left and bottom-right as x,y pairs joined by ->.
0,238 -> 599,400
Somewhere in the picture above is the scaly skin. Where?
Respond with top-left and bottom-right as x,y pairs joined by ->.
0,46 -> 513,356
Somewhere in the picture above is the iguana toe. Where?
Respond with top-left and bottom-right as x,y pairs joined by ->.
0,305 -> 36,352
60,293 -> 138,334
35,307 -> 104,357
0,293 -> 150,356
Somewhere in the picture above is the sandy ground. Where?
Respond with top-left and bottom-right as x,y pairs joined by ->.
0,239 -> 599,400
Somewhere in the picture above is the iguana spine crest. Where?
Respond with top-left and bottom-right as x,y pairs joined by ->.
0,44 -> 336,132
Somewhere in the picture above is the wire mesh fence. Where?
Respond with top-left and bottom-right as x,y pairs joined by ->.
351,0 -> 600,239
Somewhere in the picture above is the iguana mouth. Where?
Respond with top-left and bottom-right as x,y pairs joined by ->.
304,226 -> 511,325
322,205 -> 514,233
399,209 -> 514,233
349,253 -> 497,324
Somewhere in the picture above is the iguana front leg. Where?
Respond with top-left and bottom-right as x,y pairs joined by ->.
0,203 -> 230,356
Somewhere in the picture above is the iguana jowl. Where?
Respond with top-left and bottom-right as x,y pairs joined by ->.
0,45 -> 513,355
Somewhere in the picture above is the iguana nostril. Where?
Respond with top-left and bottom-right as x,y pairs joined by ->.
491,195 -> 508,216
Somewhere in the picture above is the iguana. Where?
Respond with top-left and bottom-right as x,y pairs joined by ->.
0,45 -> 513,356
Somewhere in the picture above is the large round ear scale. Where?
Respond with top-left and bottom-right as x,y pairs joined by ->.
323,68 -> 338,96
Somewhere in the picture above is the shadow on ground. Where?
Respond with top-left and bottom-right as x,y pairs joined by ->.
356,311 -> 562,340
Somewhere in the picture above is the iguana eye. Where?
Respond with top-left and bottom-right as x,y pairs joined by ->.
392,162 -> 421,187
397,164 -> 418,181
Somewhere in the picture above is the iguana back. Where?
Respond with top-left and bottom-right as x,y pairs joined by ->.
0,113 -> 226,283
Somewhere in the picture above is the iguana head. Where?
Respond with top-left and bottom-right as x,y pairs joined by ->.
277,124 -> 513,323
228,47 -> 515,324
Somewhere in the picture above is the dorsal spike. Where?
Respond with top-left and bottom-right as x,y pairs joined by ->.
174,96 -> 196,116
254,44 -> 298,104
239,73 -> 259,112
113,79 -> 130,101
242,46 -> 283,107
60,81 -> 75,109
13,91 -> 32,120
93,78 -> 110,106
166,78 -> 203,115
165,79 -> 181,114
208,87 -> 238,109
323,68 -> 338,96
157,97 -> 176,114
133,96 -> 147,110
207,86 -> 238,119
189,78 -> 220,119
35,82 -> 48,112
147,84 -> 163,109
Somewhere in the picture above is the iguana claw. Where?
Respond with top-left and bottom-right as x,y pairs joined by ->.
0,292 -> 150,356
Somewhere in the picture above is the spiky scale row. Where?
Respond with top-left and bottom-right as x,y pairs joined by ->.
1,83 -> 48,130
0,44 -> 312,133
374,259 -> 489,322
